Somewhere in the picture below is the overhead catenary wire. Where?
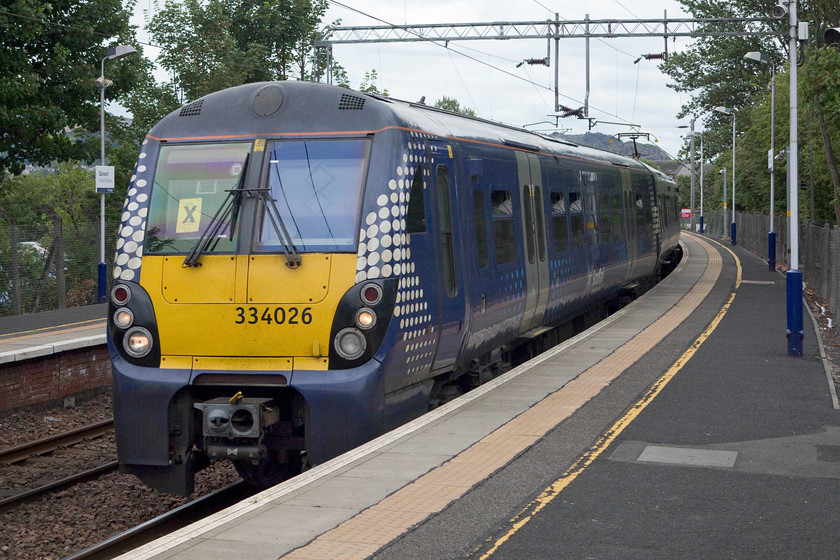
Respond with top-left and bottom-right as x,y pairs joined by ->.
446,48 -> 480,113
326,0 -> 638,127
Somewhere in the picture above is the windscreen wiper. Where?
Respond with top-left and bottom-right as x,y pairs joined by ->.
253,188 -> 301,269
183,154 -> 249,267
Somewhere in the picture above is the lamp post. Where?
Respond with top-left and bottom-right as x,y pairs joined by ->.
744,51 -> 776,271
720,168 -> 727,239
699,132 -> 704,234
787,0 -> 803,356
96,45 -> 136,303
714,106 -> 737,245
677,121 -> 697,231
689,118 -> 696,232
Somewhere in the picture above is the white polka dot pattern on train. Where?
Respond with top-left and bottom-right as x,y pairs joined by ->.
112,138 -> 153,282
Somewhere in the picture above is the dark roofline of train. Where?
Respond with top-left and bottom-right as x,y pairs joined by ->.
148,81 -> 672,184
361,88 -> 663,176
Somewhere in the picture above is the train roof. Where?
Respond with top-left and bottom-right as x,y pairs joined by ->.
147,81 -> 659,175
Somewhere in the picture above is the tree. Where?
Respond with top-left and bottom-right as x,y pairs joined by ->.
0,0 -> 142,177
801,47 -> 840,224
0,163 -> 100,314
660,1 -> 787,160
147,0 -> 331,104
434,96 -> 477,117
664,0 -> 840,223
358,69 -> 389,97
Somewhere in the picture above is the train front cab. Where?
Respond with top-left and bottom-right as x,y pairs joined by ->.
109,133 -> 400,495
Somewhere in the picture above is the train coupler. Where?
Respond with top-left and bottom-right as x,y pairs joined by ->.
194,396 -> 280,439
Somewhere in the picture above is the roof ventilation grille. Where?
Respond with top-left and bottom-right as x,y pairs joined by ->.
339,94 -> 365,111
179,99 -> 203,117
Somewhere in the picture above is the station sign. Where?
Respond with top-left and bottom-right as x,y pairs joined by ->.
95,165 -> 115,193
681,208 -> 692,218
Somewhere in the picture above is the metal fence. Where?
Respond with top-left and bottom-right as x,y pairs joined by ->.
0,219 -> 119,317
698,210 -> 840,323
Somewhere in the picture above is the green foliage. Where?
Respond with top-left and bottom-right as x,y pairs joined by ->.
146,0 -> 330,103
666,0 -> 840,224
433,96 -> 477,117
359,69 -> 389,97
0,164 -> 105,314
800,47 -> 840,223
0,0 -> 143,177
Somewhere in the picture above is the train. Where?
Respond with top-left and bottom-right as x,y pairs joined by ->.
107,81 -> 681,495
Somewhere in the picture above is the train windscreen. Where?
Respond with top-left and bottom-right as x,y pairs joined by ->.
144,142 -> 251,254
257,139 -> 370,253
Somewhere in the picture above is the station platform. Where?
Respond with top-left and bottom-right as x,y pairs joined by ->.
109,231 -> 838,560
0,304 -> 106,364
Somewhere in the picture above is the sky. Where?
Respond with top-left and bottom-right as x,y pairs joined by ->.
131,0 -> 698,158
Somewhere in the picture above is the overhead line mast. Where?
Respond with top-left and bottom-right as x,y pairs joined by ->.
315,14 -> 784,121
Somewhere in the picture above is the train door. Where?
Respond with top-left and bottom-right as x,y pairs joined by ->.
515,151 -> 550,334
581,171 -> 603,299
627,170 -> 655,280
427,141 -> 467,372
620,168 -> 637,275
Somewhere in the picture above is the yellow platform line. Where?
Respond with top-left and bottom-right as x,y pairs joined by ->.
475,235 -> 740,558
283,234 -> 734,560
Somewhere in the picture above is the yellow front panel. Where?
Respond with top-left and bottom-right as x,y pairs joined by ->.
247,254 -> 332,304
161,255 -> 238,303
140,254 -> 357,361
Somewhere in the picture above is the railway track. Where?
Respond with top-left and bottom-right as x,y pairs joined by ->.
0,418 -> 114,464
0,418 -> 117,511
62,480 -> 254,560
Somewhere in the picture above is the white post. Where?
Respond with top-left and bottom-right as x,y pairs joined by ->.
690,118 -> 696,231
700,134 -> 704,231
787,0 -> 803,356
789,3 -> 799,271
770,62 -> 776,235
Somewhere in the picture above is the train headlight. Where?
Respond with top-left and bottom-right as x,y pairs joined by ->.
335,327 -> 366,360
113,307 -> 134,329
355,308 -> 376,330
123,327 -> 153,358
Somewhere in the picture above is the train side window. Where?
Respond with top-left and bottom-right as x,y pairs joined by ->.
473,190 -> 489,269
612,193 -> 623,241
599,192 -> 611,243
436,165 -> 457,297
635,194 -> 646,232
406,166 -> 426,233
550,190 -> 569,253
569,191 -> 585,250
586,192 -> 598,246
631,172 -> 653,236
491,189 -> 516,265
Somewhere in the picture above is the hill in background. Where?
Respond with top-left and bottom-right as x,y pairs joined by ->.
553,132 -> 674,161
